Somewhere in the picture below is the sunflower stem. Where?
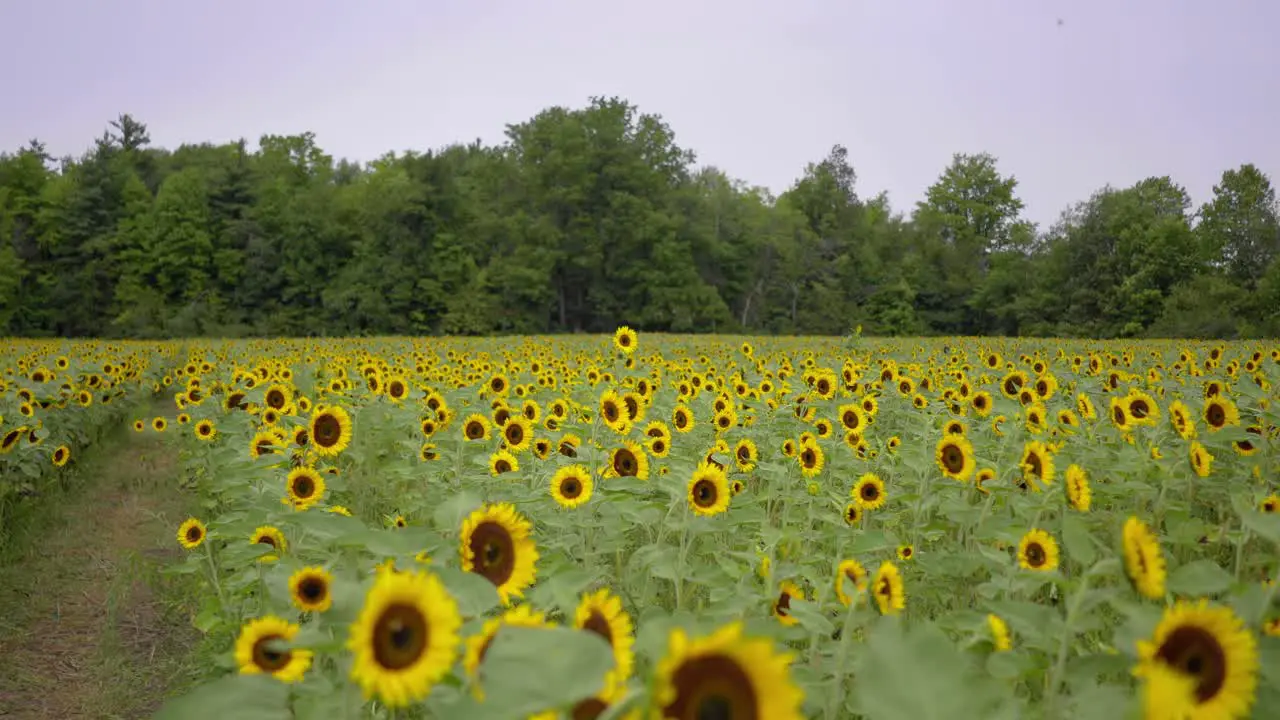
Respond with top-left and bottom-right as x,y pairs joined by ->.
674,505 -> 691,612
202,537 -> 226,618
1046,570 -> 1092,718
824,593 -> 861,719
1232,526 -> 1250,581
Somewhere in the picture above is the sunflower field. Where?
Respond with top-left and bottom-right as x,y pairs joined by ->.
35,332 -> 1279,719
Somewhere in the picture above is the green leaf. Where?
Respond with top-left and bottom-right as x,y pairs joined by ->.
784,598 -> 835,636
1166,559 -> 1234,596
434,567 -> 501,617
154,674 -> 290,720
1061,513 -> 1097,568
477,625 -> 615,716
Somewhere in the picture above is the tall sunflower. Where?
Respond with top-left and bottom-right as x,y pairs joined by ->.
613,326 -> 638,355
1133,600 -> 1258,720
1122,516 -> 1167,600
607,441 -> 650,480
935,434 -> 975,482
285,466 -> 325,510
1017,528 -> 1059,572
501,416 -> 533,452
651,622 -> 803,720
309,405 -> 353,456
289,566 -> 334,613
235,615 -> 312,683
459,503 -> 538,605
177,518 -> 206,550
1203,397 -> 1240,432
687,461 -> 730,517
851,473 -> 887,511
348,569 -> 462,707
872,561 -> 906,615
550,464 -> 593,509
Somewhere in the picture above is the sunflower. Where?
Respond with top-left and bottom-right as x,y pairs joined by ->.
672,404 -> 695,433
733,438 -> 758,470
607,441 -> 649,480
613,326 -> 638,355
988,614 -> 1012,652
462,413 -> 491,441
574,588 -> 635,689
497,416 -> 532,453
177,518 -> 206,549
837,403 -> 866,432
1017,528 -> 1059,572
1133,600 -> 1258,720
970,390 -> 993,417
1019,440 -> 1055,490
843,502 -> 862,526
1125,390 -> 1160,425
194,419 -> 217,441
648,435 -> 671,458
285,466 -> 325,509
851,473 -> 887,511
835,559 -> 868,605
897,545 -> 915,562
872,561 -> 906,615
309,405 -> 353,456
797,440 -> 824,478
235,616 -> 312,683
459,503 -> 538,605
551,464 -> 593,509
1110,397 -> 1132,432
1203,397 -> 1240,432
935,434 -> 975,482
1190,441 -> 1214,478
1065,464 -> 1091,512
558,433 -> 581,458
250,526 -> 286,562
289,566 -> 334,612
51,445 -> 70,467
348,569 -> 462,707
687,461 -> 730,517
771,581 -> 804,626
1261,495 -> 1280,514
1169,400 -> 1197,439
419,442 -> 439,461
489,449 -> 519,476
651,621 -> 803,720
1122,516 -> 1167,600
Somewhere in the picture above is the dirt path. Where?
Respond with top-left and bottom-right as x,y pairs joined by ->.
0,406 -> 199,719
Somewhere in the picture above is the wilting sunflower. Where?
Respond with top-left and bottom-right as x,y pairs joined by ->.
613,326 -> 638,355
835,559 -> 868,605
194,419 -> 217,441
285,466 -> 325,510
771,581 -> 804,626
550,464 -> 593,509
1019,440 -> 1055,490
872,561 -> 906,615
1190,441 -> 1214,478
51,445 -> 70,467
851,473 -> 887,511
1122,516 -> 1166,600
309,405 -> 353,457
489,449 -> 519,476
687,461 -> 730,517
289,566 -> 334,613
250,525 -> 286,562
1065,464 -> 1091,512
1133,600 -> 1258,720
607,441 -> 649,480
235,615 -> 312,683
459,503 -> 538,605
176,518 -> 206,549
797,440 -> 824,478
651,621 -> 803,720
935,434 -> 975,482
574,588 -> 635,689
348,569 -> 462,707
1017,528 -> 1059,572
988,614 -> 1012,652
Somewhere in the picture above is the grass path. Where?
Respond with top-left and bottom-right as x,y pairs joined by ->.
0,403 -> 200,719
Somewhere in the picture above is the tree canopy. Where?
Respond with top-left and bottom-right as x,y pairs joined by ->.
2,98 -> 1277,338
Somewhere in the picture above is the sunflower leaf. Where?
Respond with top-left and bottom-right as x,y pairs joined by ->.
1165,559 -> 1234,596
153,674 -> 290,720
477,625 -> 615,716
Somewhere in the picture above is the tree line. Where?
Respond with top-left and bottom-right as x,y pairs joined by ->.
1,97 -> 1277,339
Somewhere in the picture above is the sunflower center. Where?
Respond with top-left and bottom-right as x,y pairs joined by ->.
506,425 -> 524,445
942,445 -> 964,473
257,535 -> 277,549
800,449 -> 816,468
313,414 -> 341,446
604,403 -> 619,423
614,450 -> 637,476
675,413 -> 688,429
561,478 -> 583,499
185,526 -> 202,542
495,459 -> 512,473
654,440 -> 667,454
1113,406 -> 1126,424
860,484 -> 879,502
266,390 -> 285,409
389,381 -> 405,398
466,422 -> 485,439
692,479 -> 718,508
842,411 -> 859,429
582,610 -> 613,645
572,697 -> 610,720
1130,400 -> 1149,419
775,591 -> 792,617
299,577 -> 326,601
1026,542 -> 1046,567
1156,626 -> 1227,703
665,655 -> 758,720
293,477 -> 315,498
624,397 -> 640,419
1207,405 -> 1225,427
372,603 -> 429,671
469,522 -> 515,588
560,442 -> 577,457
251,634 -> 292,672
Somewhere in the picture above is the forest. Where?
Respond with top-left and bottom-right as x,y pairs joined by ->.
1,96 -> 1277,339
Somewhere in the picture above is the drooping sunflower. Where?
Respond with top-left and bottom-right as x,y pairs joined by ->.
348,569 -> 462,707
574,588 -> 635,688
1019,440 -> 1055,490
285,466 -> 325,509
988,614 -> 1012,652
309,405 -> 353,456
550,464 -> 593,509
459,503 -> 538,605
872,561 -> 906,615
651,621 -> 803,720
177,518 -> 206,549
607,441 -> 649,480
1017,528 -> 1059,572
772,580 -> 804,626
1122,516 -> 1167,600
489,449 -> 519,476
1133,600 -> 1258,720
250,525 -> 287,563
1065,464 -> 1091,512
687,461 -> 730,517
834,559 -> 868,605
935,434 -> 975,482
851,473 -> 887,511
289,566 -> 334,613
235,615 -> 312,683
1190,441 -> 1214,478
613,326 -> 638,355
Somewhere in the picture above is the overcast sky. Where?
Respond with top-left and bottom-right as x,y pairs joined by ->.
2,0 -> 1276,226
